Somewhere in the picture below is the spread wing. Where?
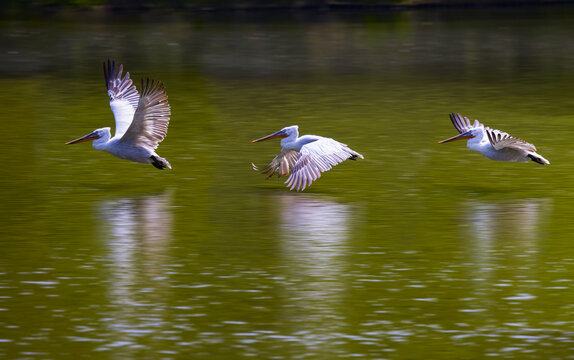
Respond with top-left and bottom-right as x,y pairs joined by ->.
119,78 -> 171,150
450,112 -> 483,133
486,127 -> 537,152
252,148 -> 299,180
285,138 -> 364,192
104,60 -> 140,138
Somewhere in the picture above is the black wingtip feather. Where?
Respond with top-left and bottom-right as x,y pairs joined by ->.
527,154 -> 546,165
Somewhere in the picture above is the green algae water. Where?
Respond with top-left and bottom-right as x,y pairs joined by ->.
0,7 -> 573,359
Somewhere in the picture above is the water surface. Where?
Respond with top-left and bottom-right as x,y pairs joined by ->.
1,7 -> 573,359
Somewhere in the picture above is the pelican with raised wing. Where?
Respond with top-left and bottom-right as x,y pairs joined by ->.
251,125 -> 364,191
65,60 -> 171,169
438,113 -> 549,165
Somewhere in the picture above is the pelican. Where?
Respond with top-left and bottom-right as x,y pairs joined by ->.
438,113 -> 549,165
65,60 -> 171,170
251,125 -> 364,191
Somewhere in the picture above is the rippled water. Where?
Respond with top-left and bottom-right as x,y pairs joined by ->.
1,6 -> 574,359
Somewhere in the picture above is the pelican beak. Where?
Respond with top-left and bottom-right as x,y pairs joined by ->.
65,131 -> 101,145
251,130 -> 288,143
437,131 -> 474,144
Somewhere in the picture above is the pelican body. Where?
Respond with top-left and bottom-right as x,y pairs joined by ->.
251,125 -> 364,191
438,113 -> 549,165
66,60 -> 171,170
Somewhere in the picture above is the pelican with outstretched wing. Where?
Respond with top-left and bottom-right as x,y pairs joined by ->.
66,60 -> 171,170
438,113 -> 549,165
251,125 -> 364,191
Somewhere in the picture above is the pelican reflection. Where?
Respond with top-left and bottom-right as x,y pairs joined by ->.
95,191 -> 173,353
276,193 -> 355,338
464,198 -> 551,298
466,198 -> 550,250
278,193 -> 354,280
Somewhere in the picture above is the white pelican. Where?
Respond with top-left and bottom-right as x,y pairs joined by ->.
438,113 -> 549,165
66,60 -> 171,170
251,125 -> 364,191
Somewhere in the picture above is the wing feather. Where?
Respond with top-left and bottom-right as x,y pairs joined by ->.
450,112 -> 483,133
104,60 -> 140,138
254,137 -> 363,191
120,78 -> 171,150
252,149 -> 299,180
486,127 -> 537,152
450,113 -> 470,133
285,138 -> 364,191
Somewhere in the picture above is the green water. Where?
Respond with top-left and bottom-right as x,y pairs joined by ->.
1,7 -> 573,359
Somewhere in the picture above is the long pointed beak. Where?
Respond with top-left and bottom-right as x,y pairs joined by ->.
65,131 -> 101,145
437,131 -> 474,144
251,130 -> 288,143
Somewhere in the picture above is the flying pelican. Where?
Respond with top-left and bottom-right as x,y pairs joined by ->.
65,60 -> 171,170
438,113 -> 549,165
251,125 -> 364,191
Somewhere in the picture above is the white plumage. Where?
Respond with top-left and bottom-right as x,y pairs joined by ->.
66,60 -> 171,170
252,125 -> 364,191
438,113 -> 549,165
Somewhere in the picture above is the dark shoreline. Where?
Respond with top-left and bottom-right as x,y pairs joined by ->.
5,0 -> 574,14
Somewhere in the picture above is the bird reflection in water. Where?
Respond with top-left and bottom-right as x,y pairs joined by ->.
276,193 -> 354,334
464,198 -> 551,301
466,198 -> 550,253
95,191 -> 173,352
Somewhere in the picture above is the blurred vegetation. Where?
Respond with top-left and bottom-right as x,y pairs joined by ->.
2,0 -> 572,10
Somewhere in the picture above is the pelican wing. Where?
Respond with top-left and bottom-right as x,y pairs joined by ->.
252,148 -> 299,179
119,78 -> 171,150
449,113 -> 482,133
285,138 -> 364,191
104,60 -> 140,138
486,127 -> 537,152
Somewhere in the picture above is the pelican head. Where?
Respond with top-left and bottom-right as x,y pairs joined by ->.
65,127 -> 111,149
438,128 -> 479,144
251,125 -> 299,143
